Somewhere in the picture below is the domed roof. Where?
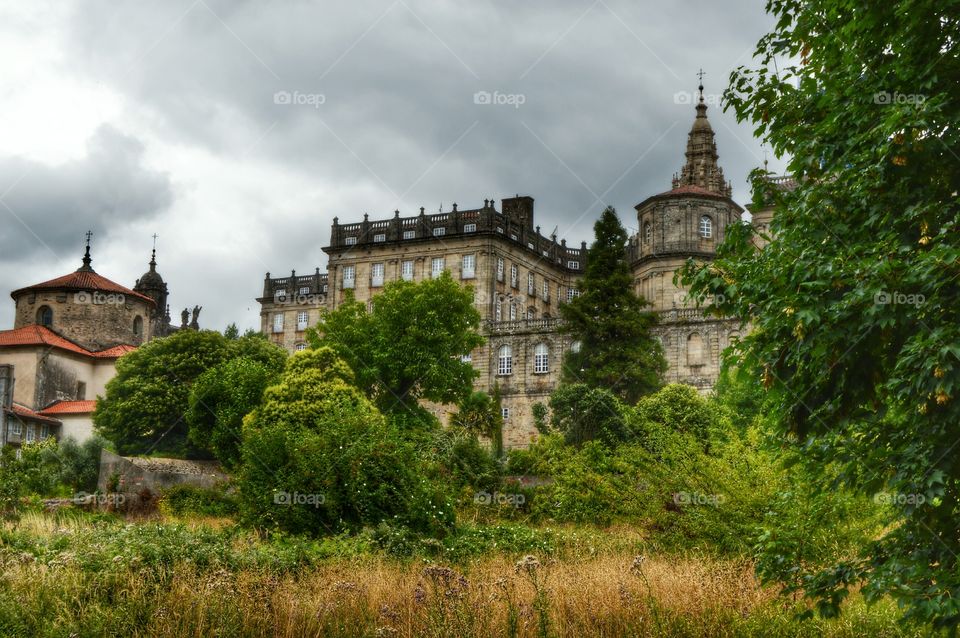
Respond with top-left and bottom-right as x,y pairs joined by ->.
11,241 -> 155,306
136,250 -> 166,289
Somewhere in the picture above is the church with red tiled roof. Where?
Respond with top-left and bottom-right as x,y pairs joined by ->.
0,236 -> 195,449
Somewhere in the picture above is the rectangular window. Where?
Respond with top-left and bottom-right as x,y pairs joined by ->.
464,223 -> 477,233
25,425 -> 35,443
510,265 -> 518,288
76,381 -> 87,401
295,343 -> 307,351
495,300 -> 502,321
496,226 -> 504,234
373,233 -> 386,243
431,257 -> 444,278
542,280 -> 550,302
403,230 -> 416,240
272,313 -> 284,333
509,303 -> 517,320
501,407 -> 510,420
496,257 -> 504,282
433,227 -> 446,237
9,422 -> 21,436
510,233 -> 518,241
567,260 -> 580,269
298,286 -> 310,296
274,288 -> 287,301
296,311 -> 308,331
528,273 -> 535,295
345,236 -> 357,246
461,254 -> 475,279
567,287 -> 576,302
342,265 -> 355,289
40,424 -> 49,440
371,263 -> 384,287
401,260 -> 414,281
461,353 -> 472,363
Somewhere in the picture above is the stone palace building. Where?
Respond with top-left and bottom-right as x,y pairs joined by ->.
259,90 -> 768,447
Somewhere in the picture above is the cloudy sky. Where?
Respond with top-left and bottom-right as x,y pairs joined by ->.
0,0 -> 786,333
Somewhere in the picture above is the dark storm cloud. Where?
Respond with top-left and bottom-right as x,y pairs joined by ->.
18,0 -> 782,331
0,124 -> 173,261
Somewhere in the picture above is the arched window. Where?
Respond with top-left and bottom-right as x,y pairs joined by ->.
295,343 -> 307,351
497,345 -> 513,375
526,307 -> 535,320
534,343 -> 549,374
699,215 -> 713,239
643,221 -> 652,244
36,306 -> 53,328
570,340 -> 582,354
687,333 -> 705,366
133,316 -> 143,337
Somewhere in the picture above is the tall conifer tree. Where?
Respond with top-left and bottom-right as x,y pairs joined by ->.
560,207 -> 665,403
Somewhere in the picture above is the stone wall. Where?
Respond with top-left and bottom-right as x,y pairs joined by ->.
14,290 -> 154,350
97,449 -> 229,494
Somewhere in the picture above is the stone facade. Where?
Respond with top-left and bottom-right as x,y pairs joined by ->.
258,91 -> 764,445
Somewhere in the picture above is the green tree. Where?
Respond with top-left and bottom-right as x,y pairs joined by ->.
308,272 -> 483,421
560,207 -> 665,403
450,391 -> 504,457
680,0 -> 960,627
238,347 -> 453,535
547,383 -> 630,447
186,357 -> 282,470
95,330 -> 286,457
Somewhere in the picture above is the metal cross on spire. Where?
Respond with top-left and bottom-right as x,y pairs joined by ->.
85,230 -> 93,245
152,233 -> 159,249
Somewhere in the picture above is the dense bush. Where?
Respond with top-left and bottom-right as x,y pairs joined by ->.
158,484 -> 238,518
237,347 -> 455,536
546,383 -> 631,447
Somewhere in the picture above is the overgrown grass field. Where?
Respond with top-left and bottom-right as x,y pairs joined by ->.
0,510 -> 920,638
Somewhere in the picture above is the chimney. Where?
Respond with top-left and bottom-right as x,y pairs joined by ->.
501,195 -> 535,230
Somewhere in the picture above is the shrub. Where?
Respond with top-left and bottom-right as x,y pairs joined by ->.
547,384 -> 631,447
237,347 -> 455,536
158,484 -> 238,518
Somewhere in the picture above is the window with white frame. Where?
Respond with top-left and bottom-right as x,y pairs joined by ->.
433,227 -> 446,237
25,424 -> 35,443
274,288 -> 287,301
296,311 -> 308,331
371,263 -> 385,287
510,233 -> 518,241
461,254 -> 475,279
570,340 -> 582,353
272,313 -> 284,333
461,353 -> 472,363
644,221 -> 653,243
567,287 -> 577,302
373,233 -> 386,243
534,343 -> 549,374
496,226 -> 504,234
9,421 -> 20,436
699,215 -> 713,238
495,300 -> 502,321
342,265 -> 356,289
431,257 -> 445,278
299,286 -> 310,296
497,345 -> 513,375
403,230 -> 416,240
464,223 -> 477,233
496,257 -> 504,281
527,273 -> 535,295
501,407 -> 510,420
41,424 -> 49,440
510,265 -> 518,288
345,236 -> 357,246
542,280 -> 550,301
401,260 -> 414,281
295,343 -> 307,351
527,308 -> 535,320
567,260 -> 580,269
509,303 -> 517,320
